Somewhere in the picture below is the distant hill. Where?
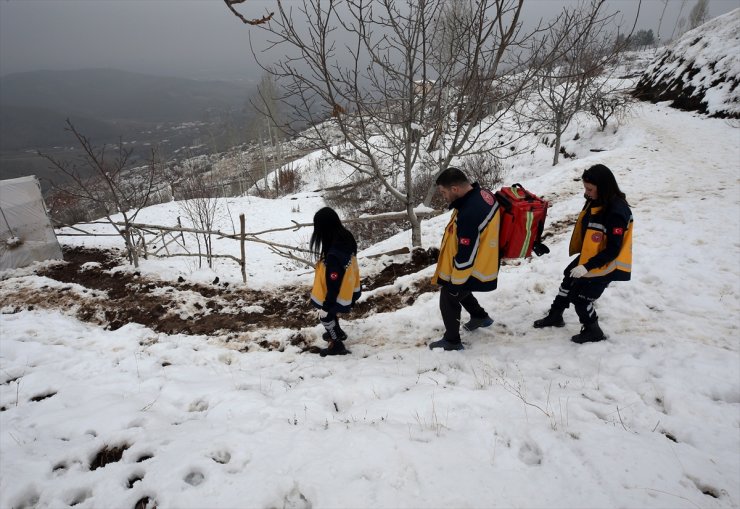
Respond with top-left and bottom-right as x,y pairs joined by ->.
0,69 -> 256,187
0,104 -> 120,151
0,68 -> 253,151
1,68 -> 250,122
633,8 -> 740,118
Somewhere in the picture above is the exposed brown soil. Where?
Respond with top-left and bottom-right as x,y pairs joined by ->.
1,246 -> 439,351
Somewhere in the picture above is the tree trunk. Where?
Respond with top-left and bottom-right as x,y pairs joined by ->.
407,204 -> 422,248
239,214 -> 247,284
124,226 -> 140,268
206,233 -> 213,268
552,119 -> 563,166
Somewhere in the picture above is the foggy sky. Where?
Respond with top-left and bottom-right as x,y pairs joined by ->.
1,0 -> 738,82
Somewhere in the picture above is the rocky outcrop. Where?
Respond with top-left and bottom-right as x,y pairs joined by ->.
633,8 -> 739,118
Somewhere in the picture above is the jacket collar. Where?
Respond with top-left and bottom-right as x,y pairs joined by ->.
449,182 -> 480,210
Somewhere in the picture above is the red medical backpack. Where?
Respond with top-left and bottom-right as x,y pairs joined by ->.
495,184 -> 549,259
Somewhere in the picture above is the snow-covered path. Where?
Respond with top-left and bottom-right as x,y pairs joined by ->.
1,102 -> 739,509
603,104 -> 740,351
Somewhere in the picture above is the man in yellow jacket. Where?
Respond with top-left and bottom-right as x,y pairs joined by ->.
430,168 -> 501,351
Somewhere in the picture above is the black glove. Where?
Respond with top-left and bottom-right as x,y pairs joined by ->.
532,242 -> 550,256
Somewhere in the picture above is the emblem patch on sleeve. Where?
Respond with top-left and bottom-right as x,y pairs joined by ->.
460,237 -> 471,246
329,272 -> 339,280
612,227 -> 624,235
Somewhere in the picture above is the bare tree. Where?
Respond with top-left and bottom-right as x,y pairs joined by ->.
656,0 -> 669,46
225,0 -> 555,247
688,0 -> 710,30
670,0 -> 689,40
177,174 -> 221,268
523,0 -> 633,165
677,17 -> 687,36
586,88 -> 634,132
39,120 -> 162,267
257,73 -> 286,196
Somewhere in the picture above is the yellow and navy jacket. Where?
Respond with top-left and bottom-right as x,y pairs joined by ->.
311,240 -> 361,313
569,199 -> 633,281
432,183 -> 501,292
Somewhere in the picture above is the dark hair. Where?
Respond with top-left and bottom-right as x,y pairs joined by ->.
582,164 -> 628,209
435,167 -> 469,187
310,207 -> 357,260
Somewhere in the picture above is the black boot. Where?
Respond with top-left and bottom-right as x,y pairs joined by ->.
429,338 -> 464,351
571,321 -> 605,344
462,316 -> 494,332
533,309 -> 565,328
322,327 -> 348,342
320,340 -> 349,356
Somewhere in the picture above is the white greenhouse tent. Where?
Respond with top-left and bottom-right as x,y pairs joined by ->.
0,175 -> 63,271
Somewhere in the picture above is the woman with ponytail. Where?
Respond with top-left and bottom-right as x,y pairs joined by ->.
309,207 -> 362,356
533,164 -> 633,343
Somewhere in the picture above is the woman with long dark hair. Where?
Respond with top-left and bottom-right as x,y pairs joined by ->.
533,164 -> 633,343
309,207 -> 361,356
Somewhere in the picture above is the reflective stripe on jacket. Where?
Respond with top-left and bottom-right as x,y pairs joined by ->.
569,200 -> 633,281
311,255 -> 361,312
432,184 -> 501,292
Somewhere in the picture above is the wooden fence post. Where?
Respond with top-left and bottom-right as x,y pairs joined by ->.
177,216 -> 185,245
240,213 -> 247,284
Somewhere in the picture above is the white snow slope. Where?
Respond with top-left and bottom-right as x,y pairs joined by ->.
1,105 -> 740,507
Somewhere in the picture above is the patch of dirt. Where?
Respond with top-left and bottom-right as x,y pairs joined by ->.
90,443 -> 130,471
540,216 -> 577,242
2,246 -> 440,351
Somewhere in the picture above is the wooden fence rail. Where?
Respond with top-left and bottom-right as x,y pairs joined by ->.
54,209 -> 442,284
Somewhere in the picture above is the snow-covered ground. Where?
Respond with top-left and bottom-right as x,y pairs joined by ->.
1,97 -> 738,508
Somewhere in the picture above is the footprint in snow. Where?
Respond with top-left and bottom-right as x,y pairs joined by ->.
184,470 -> 205,487
518,440 -> 543,466
128,470 -> 145,488
67,488 -> 92,506
282,483 -> 312,509
188,399 -> 209,412
210,450 -> 231,464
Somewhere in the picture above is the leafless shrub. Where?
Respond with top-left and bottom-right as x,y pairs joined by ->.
459,152 -> 506,190
587,90 -> 635,132
324,176 -> 406,249
272,164 -> 302,197
177,175 -> 221,268
46,190 -> 91,226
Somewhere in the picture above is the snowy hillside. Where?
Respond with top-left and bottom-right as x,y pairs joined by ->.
634,8 -> 740,117
1,86 -> 739,509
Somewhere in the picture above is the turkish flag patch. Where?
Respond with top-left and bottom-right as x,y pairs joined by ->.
329,272 -> 339,281
612,227 -> 624,235
460,237 -> 471,246
481,190 -> 494,205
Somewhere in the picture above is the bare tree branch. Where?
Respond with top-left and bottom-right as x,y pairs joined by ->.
39,120 -> 165,267
519,0 -> 637,165
225,0 -> 555,247
223,0 -> 274,25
